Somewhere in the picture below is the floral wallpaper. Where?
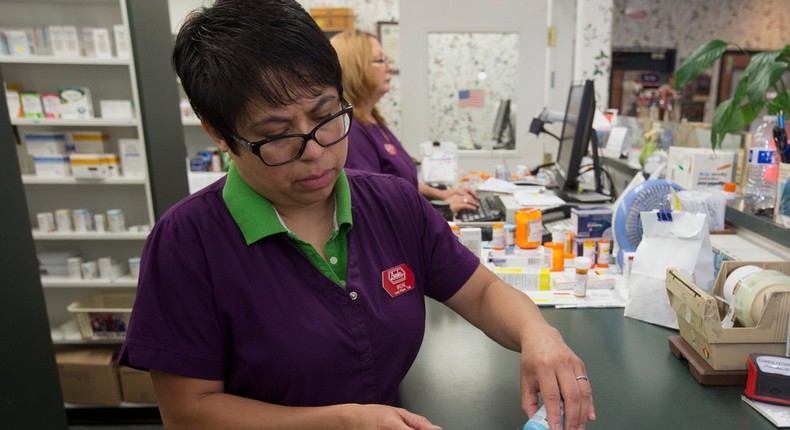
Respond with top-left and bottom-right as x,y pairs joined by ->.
298,0 -> 402,137
612,0 -> 790,60
577,0 -> 613,110
427,32 -> 519,148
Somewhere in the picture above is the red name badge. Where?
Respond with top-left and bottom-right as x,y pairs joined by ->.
384,143 -> 398,155
381,264 -> 415,298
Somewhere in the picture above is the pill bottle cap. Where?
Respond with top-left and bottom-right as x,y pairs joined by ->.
575,256 -> 592,270
723,182 -> 736,192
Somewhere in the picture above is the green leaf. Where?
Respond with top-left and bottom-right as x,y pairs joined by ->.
711,99 -> 755,149
744,50 -> 787,113
675,40 -> 728,90
768,90 -> 790,116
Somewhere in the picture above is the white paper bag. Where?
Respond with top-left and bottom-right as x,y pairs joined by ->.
624,210 -> 714,329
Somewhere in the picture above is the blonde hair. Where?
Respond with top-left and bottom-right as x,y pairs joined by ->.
330,30 -> 387,126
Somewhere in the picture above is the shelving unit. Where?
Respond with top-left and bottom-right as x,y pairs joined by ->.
180,91 -> 226,193
1,0 -> 186,425
1,0 -> 152,334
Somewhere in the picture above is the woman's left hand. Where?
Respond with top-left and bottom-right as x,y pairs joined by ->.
441,188 -> 478,213
520,325 -> 595,430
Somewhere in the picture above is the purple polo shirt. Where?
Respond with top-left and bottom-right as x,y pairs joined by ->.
118,168 -> 479,406
345,120 -> 419,188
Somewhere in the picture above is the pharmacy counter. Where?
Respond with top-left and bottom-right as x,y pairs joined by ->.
397,299 -> 773,429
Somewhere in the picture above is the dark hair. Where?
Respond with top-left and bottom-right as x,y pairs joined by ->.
173,0 -> 343,154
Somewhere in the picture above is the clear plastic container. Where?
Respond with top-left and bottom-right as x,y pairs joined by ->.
523,401 -> 564,430
744,116 -> 779,213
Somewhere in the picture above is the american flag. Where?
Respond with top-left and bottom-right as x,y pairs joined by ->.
458,89 -> 485,108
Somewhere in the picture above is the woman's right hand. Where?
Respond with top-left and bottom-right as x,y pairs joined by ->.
340,404 -> 442,430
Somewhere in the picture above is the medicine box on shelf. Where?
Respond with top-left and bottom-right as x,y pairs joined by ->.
310,8 -> 354,31
666,261 -> 790,371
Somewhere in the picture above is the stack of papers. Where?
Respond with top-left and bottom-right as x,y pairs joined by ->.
513,189 -> 565,207
525,289 -> 628,308
742,395 -> 790,427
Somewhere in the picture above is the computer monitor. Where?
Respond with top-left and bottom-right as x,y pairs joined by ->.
491,99 -> 515,148
555,80 -> 604,197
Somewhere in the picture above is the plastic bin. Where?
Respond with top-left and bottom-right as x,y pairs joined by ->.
67,293 -> 135,341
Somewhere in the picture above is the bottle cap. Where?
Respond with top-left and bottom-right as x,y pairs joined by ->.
575,256 -> 592,270
723,182 -> 737,192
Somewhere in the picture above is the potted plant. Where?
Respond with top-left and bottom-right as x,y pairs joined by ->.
674,40 -> 790,149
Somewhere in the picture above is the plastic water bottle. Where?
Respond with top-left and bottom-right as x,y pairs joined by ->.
744,116 -> 779,213
522,402 -> 564,430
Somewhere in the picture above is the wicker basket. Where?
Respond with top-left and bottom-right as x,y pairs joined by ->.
67,293 -> 135,341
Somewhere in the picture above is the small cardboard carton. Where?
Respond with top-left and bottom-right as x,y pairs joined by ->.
310,8 -> 354,31
55,349 -> 122,406
667,146 -> 737,190
119,366 -> 157,404
666,261 -> 790,371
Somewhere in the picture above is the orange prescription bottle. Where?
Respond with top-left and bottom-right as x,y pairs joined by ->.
515,208 -> 542,249
543,242 -> 564,272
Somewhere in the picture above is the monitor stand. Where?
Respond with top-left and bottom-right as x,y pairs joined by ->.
554,188 -> 611,204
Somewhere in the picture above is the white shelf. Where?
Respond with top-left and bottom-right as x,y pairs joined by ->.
22,175 -> 146,185
11,117 -> 139,127
54,339 -> 125,346
41,275 -> 139,288
63,402 -> 157,408
0,54 -> 129,66
32,230 -> 149,240
182,118 -> 201,126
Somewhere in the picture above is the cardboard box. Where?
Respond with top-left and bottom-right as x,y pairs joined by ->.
118,139 -> 146,177
58,87 -> 94,119
25,133 -> 69,156
55,349 -> 122,406
775,163 -> 790,228
666,261 -> 790,371
667,146 -> 736,190
113,25 -> 130,59
70,131 -> 106,153
310,8 -> 354,31
33,155 -> 71,177
570,206 -> 612,239
119,366 -> 157,404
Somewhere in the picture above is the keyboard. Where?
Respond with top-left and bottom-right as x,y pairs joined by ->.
456,195 -> 506,223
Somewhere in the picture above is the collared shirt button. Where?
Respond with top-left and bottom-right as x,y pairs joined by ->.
349,291 -> 358,300
362,353 -> 372,361
329,256 -> 338,265
340,280 -> 347,287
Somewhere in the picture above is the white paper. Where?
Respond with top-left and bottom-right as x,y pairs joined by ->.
525,288 -> 628,308
477,178 -> 519,193
742,396 -> 790,427
513,190 -> 566,207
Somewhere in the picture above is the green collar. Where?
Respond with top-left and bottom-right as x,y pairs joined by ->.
223,164 -> 352,245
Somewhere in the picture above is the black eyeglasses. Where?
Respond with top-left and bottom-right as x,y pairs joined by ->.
233,102 -> 353,167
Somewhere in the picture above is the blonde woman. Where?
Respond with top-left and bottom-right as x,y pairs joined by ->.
331,30 -> 479,214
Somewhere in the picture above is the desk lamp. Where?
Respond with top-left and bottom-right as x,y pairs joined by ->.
528,107 -> 565,175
